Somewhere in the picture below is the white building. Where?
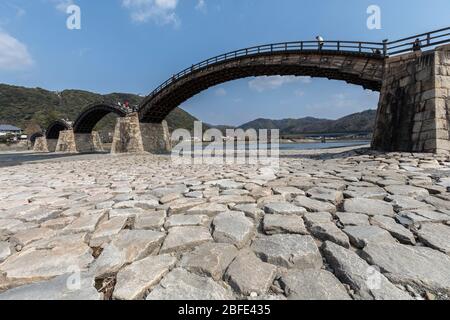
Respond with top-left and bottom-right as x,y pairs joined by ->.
0,125 -> 22,136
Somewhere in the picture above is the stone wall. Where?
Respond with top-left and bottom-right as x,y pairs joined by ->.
434,45 -> 450,151
140,121 -> 172,154
372,44 -> 450,153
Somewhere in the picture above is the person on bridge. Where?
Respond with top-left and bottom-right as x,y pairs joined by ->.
316,36 -> 324,50
413,38 -> 422,52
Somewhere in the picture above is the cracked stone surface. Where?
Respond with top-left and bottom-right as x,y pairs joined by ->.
280,269 -> 351,300
146,268 -> 234,300
251,234 -> 323,269
212,211 -> 255,249
1,148 -> 450,300
113,254 -> 177,300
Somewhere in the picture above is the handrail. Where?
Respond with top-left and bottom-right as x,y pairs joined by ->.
141,26 -> 450,106
386,26 -> 450,55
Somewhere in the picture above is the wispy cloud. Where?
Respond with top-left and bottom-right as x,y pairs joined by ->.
0,30 -> 33,71
249,76 -> 311,93
48,0 -> 74,13
122,0 -> 180,27
214,87 -> 227,97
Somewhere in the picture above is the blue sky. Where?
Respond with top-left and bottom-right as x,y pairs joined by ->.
0,0 -> 449,125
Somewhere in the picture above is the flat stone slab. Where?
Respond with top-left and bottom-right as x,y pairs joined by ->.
160,226 -> 213,254
343,226 -> 396,249
424,196 -> 450,211
11,227 -> 56,246
336,212 -> 370,226
92,230 -> 165,278
303,212 -> 333,225
212,211 -> 255,249
180,242 -> 238,280
167,198 -> 206,215
386,195 -> 432,212
263,214 -> 308,235
206,179 -> 244,190
417,223 -> 450,254
113,254 -> 177,300
294,196 -> 336,213
396,209 -> 450,227
343,186 -> 388,200
361,242 -> 450,295
272,187 -> 305,200
385,185 -> 429,198
90,216 -> 128,247
209,195 -> 256,205
280,269 -> 351,300
343,198 -> 395,217
0,242 -> 12,263
224,250 -> 277,296
306,187 -> 343,205
164,214 -> 209,229
0,273 -> 101,300
308,222 -> 350,248
322,241 -> 412,300
233,204 -> 264,220
263,202 -> 307,216
251,234 -> 323,270
370,216 -> 416,245
134,211 -> 166,230
0,242 -> 94,283
151,185 -> 189,198
146,268 -> 234,300
186,203 -> 228,217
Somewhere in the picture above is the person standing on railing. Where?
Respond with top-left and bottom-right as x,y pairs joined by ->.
413,38 -> 422,52
316,36 -> 324,50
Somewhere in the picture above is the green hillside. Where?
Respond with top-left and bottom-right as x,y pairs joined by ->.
0,84 -> 199,135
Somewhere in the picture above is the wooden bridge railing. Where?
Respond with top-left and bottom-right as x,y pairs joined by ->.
142,26 -> 450,104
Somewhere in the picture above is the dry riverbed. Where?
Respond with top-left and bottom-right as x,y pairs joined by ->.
1,146 -> 450,300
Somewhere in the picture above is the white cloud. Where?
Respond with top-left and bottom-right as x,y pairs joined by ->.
196,0 -> 206,12
249,76 -> 311,92
0,30 -> 33,71
122,0 -> 180,26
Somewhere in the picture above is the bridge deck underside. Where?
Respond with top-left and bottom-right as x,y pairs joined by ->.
46,123 -> 70,139
73,106 -> 127,134
139,52 -> 384,123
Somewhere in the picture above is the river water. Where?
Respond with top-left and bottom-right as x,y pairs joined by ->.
279,140 -> 370,150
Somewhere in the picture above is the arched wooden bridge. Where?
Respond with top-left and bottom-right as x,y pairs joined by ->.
32,27 -> 450,153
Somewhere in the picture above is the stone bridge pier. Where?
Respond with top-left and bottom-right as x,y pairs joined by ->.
373,44 -> 450,153
53,130 -> 104,153
111,113 -> 171,154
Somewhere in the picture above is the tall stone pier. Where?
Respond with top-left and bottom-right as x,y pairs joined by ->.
52,130 -> 104,153
373,44 -> 450,153
111,113 -> 171,154
75,131 -> 105,153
